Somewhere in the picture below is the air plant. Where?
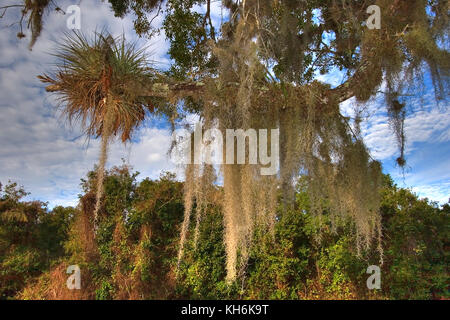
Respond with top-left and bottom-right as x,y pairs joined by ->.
39,30 -> 159,228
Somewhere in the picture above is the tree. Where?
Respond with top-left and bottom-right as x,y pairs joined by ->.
0,0 -> 61,50
23,0 -> 449,281
0,182 -> 74,299
39,31 -> 159,228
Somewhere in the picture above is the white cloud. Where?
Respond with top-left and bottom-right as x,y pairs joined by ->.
0,1 -> 448,207
0,1 -> 173,208
412,183 -> 450,205
340,93 -> 450,161
339,92 -> 449,204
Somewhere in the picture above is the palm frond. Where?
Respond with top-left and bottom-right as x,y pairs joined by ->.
1,209 -> 28,223
39,30 -> 158,142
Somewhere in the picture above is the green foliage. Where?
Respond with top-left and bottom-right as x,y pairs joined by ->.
0,182 -> 74,299
75,166 -> 185,299
96,280 -> 114,300
107,0 -> 164,37
37,206 -> 76,259
163,0 -> 217,80
173,174 -> 449,300
176,207 -> 229,299
380,177 -> 450,299
1,170 -> 448,300
0,247 -> 42,299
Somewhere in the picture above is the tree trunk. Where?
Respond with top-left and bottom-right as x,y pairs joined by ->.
93,95 -> 114,231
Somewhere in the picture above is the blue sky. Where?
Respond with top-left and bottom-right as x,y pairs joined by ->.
0,1 -> 448,208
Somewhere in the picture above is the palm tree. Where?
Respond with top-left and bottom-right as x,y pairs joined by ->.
39,31 -> 158,229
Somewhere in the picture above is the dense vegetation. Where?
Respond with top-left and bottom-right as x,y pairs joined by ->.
1,166 -> 448,300
0,1 -> 448,299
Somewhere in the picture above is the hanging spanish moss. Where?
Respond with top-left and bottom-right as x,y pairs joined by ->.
176,163 -> 195,268
38,0 -> 448,284
26,0 -> 50,49
172,0 -> 448,282
93,98 -> 115,228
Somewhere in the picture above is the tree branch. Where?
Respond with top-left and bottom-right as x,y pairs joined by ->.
44,81 -> 207,98
44,59 -> 372,104
330,59 -> 373,103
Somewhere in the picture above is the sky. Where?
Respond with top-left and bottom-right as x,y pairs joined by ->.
0,1 -> 448,208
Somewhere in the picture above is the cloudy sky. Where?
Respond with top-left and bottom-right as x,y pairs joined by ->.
0,1 -> 448,208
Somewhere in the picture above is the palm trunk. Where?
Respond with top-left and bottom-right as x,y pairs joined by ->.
93,95 -> 114,231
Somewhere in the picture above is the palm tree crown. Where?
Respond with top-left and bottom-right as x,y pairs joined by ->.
39,31 -> 158,226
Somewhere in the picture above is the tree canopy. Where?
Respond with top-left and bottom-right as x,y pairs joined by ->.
1,169 -> 448,300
